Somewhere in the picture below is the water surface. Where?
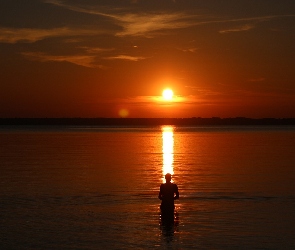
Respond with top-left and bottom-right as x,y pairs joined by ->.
1,126 -> 295,249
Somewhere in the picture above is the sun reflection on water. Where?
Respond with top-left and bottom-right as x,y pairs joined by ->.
162,126 -> 174,183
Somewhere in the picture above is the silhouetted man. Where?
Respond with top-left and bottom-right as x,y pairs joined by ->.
158,173 -> 179,215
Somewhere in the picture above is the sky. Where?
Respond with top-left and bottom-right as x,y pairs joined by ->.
0,0 -> 294,118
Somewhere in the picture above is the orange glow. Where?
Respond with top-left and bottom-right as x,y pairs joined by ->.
118,108 -> 129,117
162,126 -> 174,182
1,1 -> 294,119
162,88 -> 174,101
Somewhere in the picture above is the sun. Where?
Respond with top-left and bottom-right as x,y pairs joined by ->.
162,88 -> 174,101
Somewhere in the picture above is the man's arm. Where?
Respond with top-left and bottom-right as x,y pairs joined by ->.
158,185 -> 163,200
158,192 -> 162,200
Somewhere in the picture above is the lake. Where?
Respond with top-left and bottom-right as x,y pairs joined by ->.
1,125 -> 295,249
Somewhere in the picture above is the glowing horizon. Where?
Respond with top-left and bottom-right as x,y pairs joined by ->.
1,1 -> 294,118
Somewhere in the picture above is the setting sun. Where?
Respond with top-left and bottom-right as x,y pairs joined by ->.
162,88 -> 174,101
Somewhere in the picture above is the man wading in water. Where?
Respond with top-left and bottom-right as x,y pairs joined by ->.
158,173 -> 179,220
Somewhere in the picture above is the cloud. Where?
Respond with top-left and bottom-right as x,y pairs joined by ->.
45,0 -> 197,37
219,24 -> 254,34
44,0 -> 295,38
248,77 -> 266,82
114,13 -> 196,37
106,95 -> 187,107
79,47 -> 114,54
22,52 -> 105,68
0,27 -> 102,44
116,14 -> 295,37
104,55 -> 146,61
180,47 -> 199,53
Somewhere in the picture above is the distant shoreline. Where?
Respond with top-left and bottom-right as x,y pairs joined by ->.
1,117 -> 295,126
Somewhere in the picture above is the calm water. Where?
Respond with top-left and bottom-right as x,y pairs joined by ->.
1,126 -> 295,249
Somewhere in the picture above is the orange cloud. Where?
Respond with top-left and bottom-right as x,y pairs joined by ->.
0,27 -> 103,44
104,55 -> 146,61
22,52 -> 106,69
219,24 -> 254,34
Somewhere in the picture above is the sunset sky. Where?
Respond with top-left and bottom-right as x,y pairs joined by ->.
0,0 -> 294,118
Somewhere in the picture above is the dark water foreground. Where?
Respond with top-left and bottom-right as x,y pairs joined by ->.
1,126 -> 295,249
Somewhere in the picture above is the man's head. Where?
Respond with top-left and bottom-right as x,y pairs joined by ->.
165,173 -> 172,182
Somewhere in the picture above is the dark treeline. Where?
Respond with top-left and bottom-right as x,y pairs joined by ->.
1,117 -> 295,126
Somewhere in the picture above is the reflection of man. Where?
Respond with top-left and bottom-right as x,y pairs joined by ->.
158,173 -> 179,213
